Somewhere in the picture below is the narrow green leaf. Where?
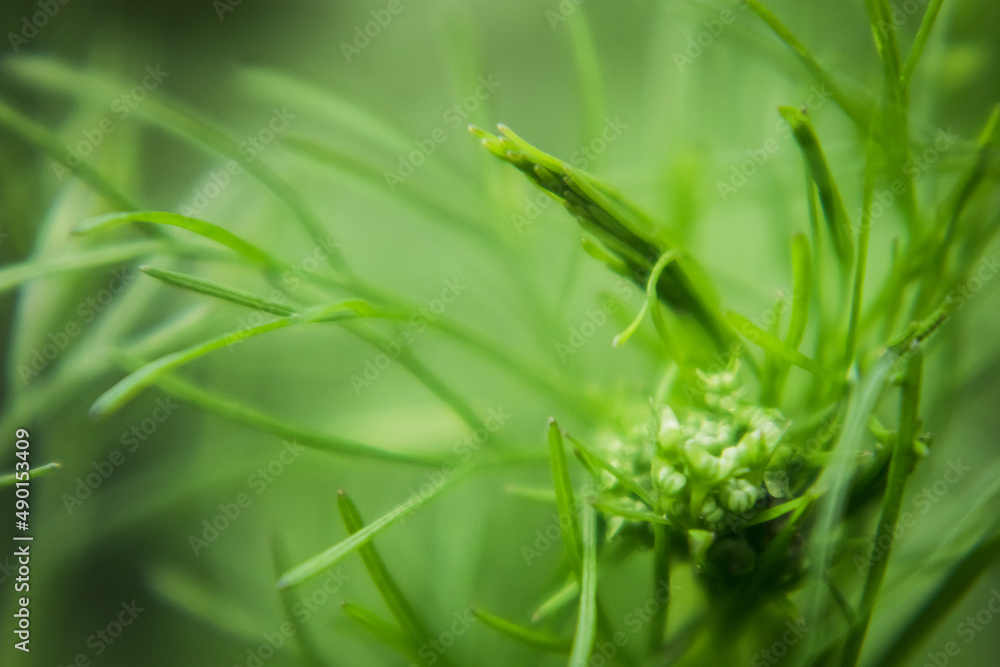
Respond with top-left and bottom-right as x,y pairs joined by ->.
548,418 -> 583,578
0,462 -> 61,487
472,607 -> 571,653
787,234 -> 812,352
569,503 -> 598,667
590,497 -> 671,525
89,318 -> 296,420
727,311 -> 840,383
75,211 -> 281,268
746,493 -> 815,527
567,434 -> 654,507
841,349 -> 923,666
743,1 -> 867,127
901,0 -> 946,85
0,240 -> 162,295
503,486 -> 558,503
338,491 -> 432,650
566,7 -> 605,144
141,267 -> 297,316
111,351 -> 436,465
4,57 -> 343,266
801,351 -> 897,658
532,579 -> 580,623
277,470 -> 466,589
780,106 -> 853,267
341,602 -> 421,662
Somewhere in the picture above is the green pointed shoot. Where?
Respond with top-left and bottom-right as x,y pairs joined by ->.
471,124 -> 734,352
341,602 -> 421,663
338,491 -> 433,651
88,318 -> 295,420
727,311 -> 840,383
532,579 -> 581,623
278,475 -> 459,590
548,418 -> 584,578
589,497 -> 671,525
472,607 -> 571,653
141,267 -> 297,316
0,462 -> 61,487
567,433 -> 655,508
901,0 -> 946,86
780,107 -> 853,268
613,251 -> 679,349
569,503 -> 598,667
75,211 -> 281,268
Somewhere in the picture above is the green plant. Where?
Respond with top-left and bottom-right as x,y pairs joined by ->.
2,1 -> 999,666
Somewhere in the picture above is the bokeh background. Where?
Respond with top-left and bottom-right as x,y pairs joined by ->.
1,1 -> 998,665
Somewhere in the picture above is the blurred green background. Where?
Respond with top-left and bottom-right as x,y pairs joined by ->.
1,1 -> 998,665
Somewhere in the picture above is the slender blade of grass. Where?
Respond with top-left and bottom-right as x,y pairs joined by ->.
568,433 -> 655,508
0,462 -> 60,487
111,351 -> 436,465
88,318 -> 296,419
548,418 -> 583,578
141,267 -> 297,316
569,503 -> 598,667
338,490 -> 434,653
75,211 -> 281,268
277,470 -> 467,589
901,0 -> 946,86
727,311 -> 840,383
472,607 -> 571,653
532,579 -> 580,623
341,602 -> 421,663
780,106 -> 853,268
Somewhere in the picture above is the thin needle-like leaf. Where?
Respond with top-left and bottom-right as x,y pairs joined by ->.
569,503 -> 598,667
472,607 -> 571,653
548,419 -> 583,578
727,311 -> 840,383
75,211 -> 282,268
277,469 -> 467,589
338,491 -> 434,653
141,267 -> 297,316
